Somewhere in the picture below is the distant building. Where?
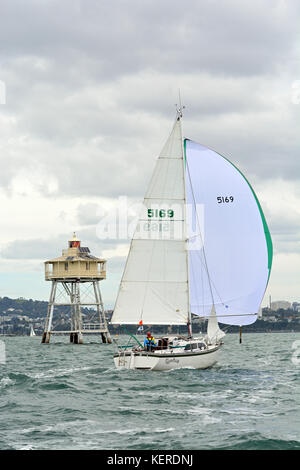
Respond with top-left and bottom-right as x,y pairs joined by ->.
270,300 -> 291,311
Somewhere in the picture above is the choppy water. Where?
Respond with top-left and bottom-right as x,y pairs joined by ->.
0,332 -> 300,450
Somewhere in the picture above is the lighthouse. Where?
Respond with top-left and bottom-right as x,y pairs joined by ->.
41,233 -> 112,344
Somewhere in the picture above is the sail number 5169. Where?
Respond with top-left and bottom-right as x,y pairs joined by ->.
148,209 -> 174,218
217,196 -> 234,203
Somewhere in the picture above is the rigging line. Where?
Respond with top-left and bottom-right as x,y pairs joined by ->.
120,326 -> 143,348
191,313 -> 257,318
200,252 -> 205,318
185,157 -> 215,307
189,234 -> 225,308
190,245 -> 205,318
146,286 -> 178,313
144,197 -> 183,200
192,245 -> 227,308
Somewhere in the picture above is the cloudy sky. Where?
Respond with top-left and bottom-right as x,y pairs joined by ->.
0,0 -> 299,308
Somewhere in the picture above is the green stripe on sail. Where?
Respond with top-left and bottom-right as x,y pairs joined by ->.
184,137 -> 187,167
247,185 -> 273,276
223,159 -> 273,278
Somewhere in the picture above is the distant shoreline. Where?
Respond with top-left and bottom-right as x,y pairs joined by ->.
0,329 -> 299,337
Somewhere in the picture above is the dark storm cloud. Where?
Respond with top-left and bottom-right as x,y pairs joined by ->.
0,0 -> 299,200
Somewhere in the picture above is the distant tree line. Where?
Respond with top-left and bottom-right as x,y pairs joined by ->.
0,296 -> 96,318
1,297 -> 300,335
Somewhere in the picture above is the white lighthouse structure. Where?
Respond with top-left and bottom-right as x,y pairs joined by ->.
42,233 -> 112,344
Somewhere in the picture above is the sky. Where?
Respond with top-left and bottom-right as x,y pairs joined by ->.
0,0 -> 299,308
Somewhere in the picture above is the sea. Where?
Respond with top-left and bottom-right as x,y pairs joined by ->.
0,332 -> 299,451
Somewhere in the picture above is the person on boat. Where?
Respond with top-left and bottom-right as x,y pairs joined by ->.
144,332 -> 157,351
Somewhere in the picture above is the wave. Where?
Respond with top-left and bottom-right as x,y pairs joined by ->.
218,436 -> 300,450
1,333 -> 299,451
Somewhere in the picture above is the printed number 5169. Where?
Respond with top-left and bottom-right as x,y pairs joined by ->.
217,196 -> 234,203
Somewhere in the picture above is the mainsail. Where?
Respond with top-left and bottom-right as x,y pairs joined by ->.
185,139 -> 272,326
111,118 -> 189,325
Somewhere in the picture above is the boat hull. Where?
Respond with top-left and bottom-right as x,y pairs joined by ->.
114,345 -> 221,371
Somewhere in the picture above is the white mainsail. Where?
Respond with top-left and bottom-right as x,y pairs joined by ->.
111,118 -> 189,325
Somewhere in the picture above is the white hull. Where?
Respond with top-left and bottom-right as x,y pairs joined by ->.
114,344 -> 221,371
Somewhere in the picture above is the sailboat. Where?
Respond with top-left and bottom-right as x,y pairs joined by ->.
111,107 -> 272,371
29,325 -> 36,337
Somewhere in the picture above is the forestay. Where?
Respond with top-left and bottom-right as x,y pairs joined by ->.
185,139 -> 272,326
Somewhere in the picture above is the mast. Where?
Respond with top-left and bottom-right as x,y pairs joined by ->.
176,101 -> 192,337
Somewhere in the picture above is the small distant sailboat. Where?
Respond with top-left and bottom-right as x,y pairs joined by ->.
29,325 -> 36,337
111,106 -> 272,370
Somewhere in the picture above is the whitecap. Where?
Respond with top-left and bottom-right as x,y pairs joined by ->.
0,377 -> 14,388
153,428 -> 175,433
18,444 -> 34,450
28,366 -> 95,379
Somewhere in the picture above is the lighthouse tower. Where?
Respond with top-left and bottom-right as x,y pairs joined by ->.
42,233 -> 112,344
